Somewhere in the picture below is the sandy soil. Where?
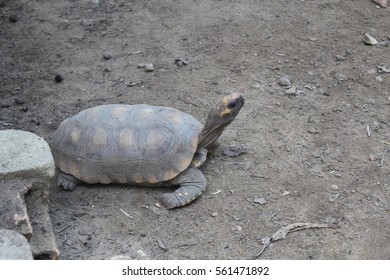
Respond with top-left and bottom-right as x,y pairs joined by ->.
1,0 -> 389,259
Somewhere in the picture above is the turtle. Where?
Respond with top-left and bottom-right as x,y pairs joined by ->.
50,93 -> 244,209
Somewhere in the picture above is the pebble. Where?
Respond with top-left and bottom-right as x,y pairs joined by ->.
138,63 -> 154,72
376,76 -> 383,82
103,52 -> 112,60
14,98 -> 24,105
377,64 -> 390,73
363,33 -> 378,45
55,74 -> 63,83
253,197 -> 267,205
9,15 -> 18,22
372,0 -> 387,8
144,63 -> 154,72
211,212 -> 218,217
282,191 -> 290,197
335,54 -> 348,61
335,73 -> 346,81
278,76 -> 291,87
285,86 -> 297,95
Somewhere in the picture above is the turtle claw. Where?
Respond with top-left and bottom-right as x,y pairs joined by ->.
57,173 -> 79,191
160,193 -> 178,209
160,192 -> 189,209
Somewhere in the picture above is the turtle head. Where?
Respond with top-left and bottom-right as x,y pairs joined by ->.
198,93 -> 245,148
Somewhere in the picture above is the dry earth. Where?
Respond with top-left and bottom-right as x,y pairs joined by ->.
1,0 -> 389,259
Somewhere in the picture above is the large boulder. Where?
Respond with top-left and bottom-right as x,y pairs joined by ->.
0,129 -> 59,259
0,228 -> 33,260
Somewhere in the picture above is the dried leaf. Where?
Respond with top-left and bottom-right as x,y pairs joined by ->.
252,222 -> 337,259
271,222 -> 337,241
223,146 -> 248,157
157,239 -> 168,251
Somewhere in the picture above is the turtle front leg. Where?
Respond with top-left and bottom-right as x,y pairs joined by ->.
190,148 -> 207,168
57,172 -> 81,191
161,166 -> 207,209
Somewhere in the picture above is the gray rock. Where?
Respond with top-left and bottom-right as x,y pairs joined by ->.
0,130 -> 59,259
144,63 -> 154,72
0,179 -> 33,238
0,228 -> 33,260
103,52 -> 112,60
278,76 -> 291,87
137,63 -> 154,72
0,130 -> 55,180
285,86 -> 297,95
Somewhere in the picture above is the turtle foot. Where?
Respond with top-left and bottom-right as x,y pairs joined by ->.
57,173 -> 79,191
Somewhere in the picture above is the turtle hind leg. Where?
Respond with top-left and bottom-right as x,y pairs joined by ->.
57,172 -> 81,191
160,166 -> 207,209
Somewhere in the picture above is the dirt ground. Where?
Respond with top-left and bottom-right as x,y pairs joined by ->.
1,0 -> 389,260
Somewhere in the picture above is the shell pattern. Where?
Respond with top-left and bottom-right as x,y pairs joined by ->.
51,104 -> 203,185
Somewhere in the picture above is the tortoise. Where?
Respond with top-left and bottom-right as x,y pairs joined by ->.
50,93 -> 244,209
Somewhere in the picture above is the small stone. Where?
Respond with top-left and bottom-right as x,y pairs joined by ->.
157,240 -> 167,251
335,73 -> 346,81
144,63 -> 154,72
331,184 -> 339,190
253,197 -> 267,205
103,52 -> 112,60
211,212 -> 218,217
285,86 -> 297,95
9,15 -> 18,23
54,74 -> 63,83
376,76 -> 384,82
125,81 -> 139,87
308,127 -> 319,134
363,33 -> 378,45
278,76 -> 291,87
335,54 -> 347,61
372,0 -> 387,8
154,203 -> 161,208
103,67 -> 111,73
235,225 -> 243,231
136,250 -> 149,260
282,191 -> 290,196
367,68 -> 377,75
377,64 -> 390,73
14,98 -> 24,105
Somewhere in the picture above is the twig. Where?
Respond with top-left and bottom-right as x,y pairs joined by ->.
252,223 -> 337,259
57,224 -> 71,234
119,208 -> 134,219
381,140 -> 390,146
251,237 -> 271,259
41,29 -> 54,35
379,148 -> 390,167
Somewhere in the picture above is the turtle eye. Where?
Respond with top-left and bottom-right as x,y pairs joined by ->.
228,100 -> 237,109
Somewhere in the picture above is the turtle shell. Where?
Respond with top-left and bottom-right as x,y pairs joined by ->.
51,104 -> 203,185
